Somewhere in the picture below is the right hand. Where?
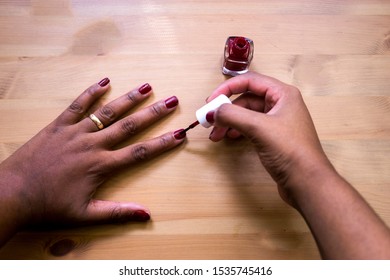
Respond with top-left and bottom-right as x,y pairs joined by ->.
207,72 -> 334,206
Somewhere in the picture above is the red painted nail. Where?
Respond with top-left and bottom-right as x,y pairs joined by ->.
209,128 -> 215,140
98,77 -> 110,87
165,96 -> 179,109
174,129 -> 186,140
206,110 -> 215,123
132,210 -> 150,222
139,83 -> 152,94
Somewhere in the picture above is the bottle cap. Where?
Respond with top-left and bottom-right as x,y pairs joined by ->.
196,95 -> 232,128
230,37 -> 250,59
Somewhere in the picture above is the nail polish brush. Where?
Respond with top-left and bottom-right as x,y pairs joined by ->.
182,120 -> 200,133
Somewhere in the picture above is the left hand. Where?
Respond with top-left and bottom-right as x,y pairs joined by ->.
0,78 -> 185,233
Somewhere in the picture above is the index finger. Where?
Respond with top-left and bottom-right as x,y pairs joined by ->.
207,72 -> 287,102
100,131 -> 185,172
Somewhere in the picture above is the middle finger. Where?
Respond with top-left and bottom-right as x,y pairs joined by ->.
83,83 -> 153,132
98,96 -> 179,148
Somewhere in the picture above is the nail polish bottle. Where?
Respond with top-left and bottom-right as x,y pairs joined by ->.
222,36 -> 254,76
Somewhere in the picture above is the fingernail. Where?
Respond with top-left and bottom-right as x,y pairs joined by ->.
165,96 -> 179,109
132,210 -> 150,222
98,77 -> 110,87
206,110 -> 215,123
209,128 -> 215,140
139,83 -> 152,95
174,129 -> 186,140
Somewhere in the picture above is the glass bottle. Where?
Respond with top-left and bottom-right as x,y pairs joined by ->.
222,36 -> 254,76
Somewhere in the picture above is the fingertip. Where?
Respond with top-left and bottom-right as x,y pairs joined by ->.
165,96 -> 179,109
208,74 -> 247,102
86,200 -> 151,224
90,78 -> 110,97
174,129 -> 187,140
206,93 -> 224,103
138,83 -> 152,95
208,127 -> 228,142
131,209 -> 151,222
209,129 -> 218,142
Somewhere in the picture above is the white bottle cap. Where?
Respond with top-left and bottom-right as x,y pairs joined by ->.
195,94 -> 232,128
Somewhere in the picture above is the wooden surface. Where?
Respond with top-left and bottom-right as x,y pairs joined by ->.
0,0 -> 390,260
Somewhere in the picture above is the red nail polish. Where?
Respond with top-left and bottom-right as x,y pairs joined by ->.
98,77 -> 110,87
209,128 -> 215,140
222,36 -> 254,76
174,129 -> 186,140
205,110 -> 215,123
139,83 -> 152,94
165,96 -> 179,109
132,210 -> 150,222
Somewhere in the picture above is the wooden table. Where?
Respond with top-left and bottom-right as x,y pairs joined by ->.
0,0 -> 389,260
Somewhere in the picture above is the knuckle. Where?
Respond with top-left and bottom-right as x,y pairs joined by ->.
110,204 -> 124,222
86,85 -> 98,97
103,130 -> 116,145
100,105 -> 116,121
79,139 -> 96,153
126,91 -> 138,104
67,101 -> 84,114
294,88 -> 303,99
285,85 -> 303,101
245,124 -> 262,144
131,145 -> 149,162
46,122 -> 64,135
150,103 -> 163,117
120,118 -> 137,135
159,134 -> 171,149
287,84 -> 300,94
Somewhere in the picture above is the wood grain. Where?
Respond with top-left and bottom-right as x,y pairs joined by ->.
0,0 -> 389,259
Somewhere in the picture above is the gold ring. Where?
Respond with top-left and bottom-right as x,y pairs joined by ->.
89,114 -> 104,130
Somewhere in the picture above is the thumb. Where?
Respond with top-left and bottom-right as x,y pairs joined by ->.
215,103 -> 269,141
84,199 -> 151,224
